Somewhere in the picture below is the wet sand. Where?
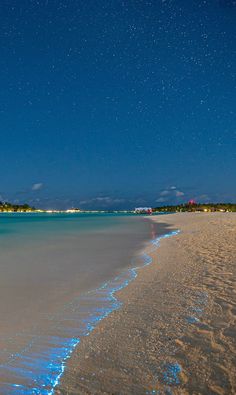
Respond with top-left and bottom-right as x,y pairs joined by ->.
0,217 -> 152,339
56,213 -> 236,395
0,215 -> 164,393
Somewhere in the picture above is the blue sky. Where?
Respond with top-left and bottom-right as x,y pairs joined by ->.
0,0 -> 235,209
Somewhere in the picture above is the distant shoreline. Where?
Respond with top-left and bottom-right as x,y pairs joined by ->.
1,201 -> 235,214
0,210 -> 134,214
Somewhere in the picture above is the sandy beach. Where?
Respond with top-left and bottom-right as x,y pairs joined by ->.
56,212 -> 236,395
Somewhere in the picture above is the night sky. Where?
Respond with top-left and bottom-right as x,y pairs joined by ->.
0,1 -> 235,209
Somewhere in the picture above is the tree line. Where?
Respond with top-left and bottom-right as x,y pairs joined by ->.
0,202 -> 35,212
152,203 -> 236,212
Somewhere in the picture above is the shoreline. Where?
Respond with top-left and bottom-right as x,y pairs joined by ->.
56,212 -> 236,395
0,214 -> 169,394
0,216 -> 160,395
47,218 -> 177,394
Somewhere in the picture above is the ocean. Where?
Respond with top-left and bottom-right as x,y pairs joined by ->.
0,213 -> 168,394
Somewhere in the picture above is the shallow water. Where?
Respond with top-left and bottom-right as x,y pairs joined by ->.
0,213 -> 167,394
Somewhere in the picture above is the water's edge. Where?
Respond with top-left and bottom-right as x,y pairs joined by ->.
52,228 -> 180,395
2,223 -> 180,395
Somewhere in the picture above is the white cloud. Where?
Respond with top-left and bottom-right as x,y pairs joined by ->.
175,190 -> 185,197
32,183 -> 43,191
95,197 -> 111,202
160,190 -> 170,196
156,186 -> 185,203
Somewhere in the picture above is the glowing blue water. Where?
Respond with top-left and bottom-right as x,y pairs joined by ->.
162,362 -> 182,385
0,224 -> 180,394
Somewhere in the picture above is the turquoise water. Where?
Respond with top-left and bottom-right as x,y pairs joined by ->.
0,212 -> 171,394
0,212 -> 133,239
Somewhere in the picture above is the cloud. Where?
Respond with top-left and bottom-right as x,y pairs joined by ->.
156,186 -> 185,203
94,197 -> 112,202
175,190 -> 185,197
32,183 -> 43,191
160,190 -> 170,196
79,196 -> 126,207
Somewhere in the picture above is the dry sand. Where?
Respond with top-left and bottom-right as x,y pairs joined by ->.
56,213 -> 236,395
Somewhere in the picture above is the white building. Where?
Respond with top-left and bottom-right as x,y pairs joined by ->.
134,207 -> 152,214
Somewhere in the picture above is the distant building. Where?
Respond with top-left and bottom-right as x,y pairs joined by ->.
134,207 -> 152,214
66,208 -> 81,213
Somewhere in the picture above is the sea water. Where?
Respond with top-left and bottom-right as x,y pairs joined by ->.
0,212 -> 169,394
